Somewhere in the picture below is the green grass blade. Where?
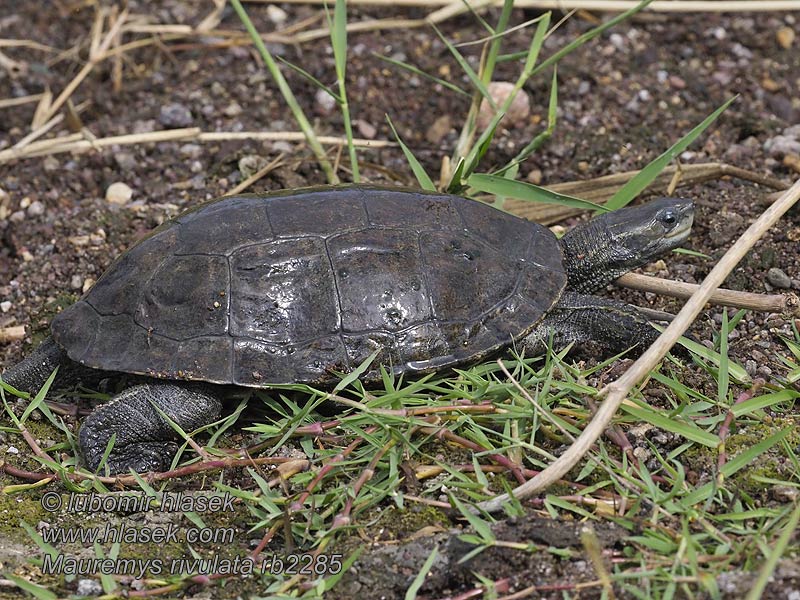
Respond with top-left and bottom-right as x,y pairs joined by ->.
718,309 -> 730,405
386,116 -> 436,191
673,331 -> 750,383
467,173 -> 606,212
606,96 -> 736,209
405,546 -> 440,600
276,56 -> 340,102
373,53 -> 470,97
746,501 -> 800,600
530,0 -> 655,78
431,23 -> 496,109
20,368 -> 58,423
454,15 -> 550,188
731,389 -> 800,417
481,0 -> 515,86
7,575 -> 56,600
331,0 -> 359,182
683,426 -> 793,505
621,403 -> 720,447
229,0 -> 337,183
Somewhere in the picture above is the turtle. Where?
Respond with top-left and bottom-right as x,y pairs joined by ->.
2,185 -> 694,474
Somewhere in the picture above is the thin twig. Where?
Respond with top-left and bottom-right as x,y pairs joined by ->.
616,272 -> 800,317
478,176 -> 800,513
245,0 -> 800,10
0,129 -> 391,164
0,94 -> 44,110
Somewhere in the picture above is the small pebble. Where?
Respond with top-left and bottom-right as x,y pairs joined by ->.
315,89 -> 337,114
772,486 -> 799,502
114,152 -> 137,171
210,81 -> 226,97
271,141 -> 293,153
764,133 -> 800,158
355,120 -> 377,140
9,210 -> 24,223
19,196 -> 30,209
223,101 -> 243,117
6,446 -> 19,455
106,181 -> 133,205
425,115 -> 451,144
476,82 -> 530,130
0,301 -> 11,312
669,75 -> 686,89
767,267 -> 792,289
70,275 -> 83,290
68,235 -> 90,246
180,143 -> 203,158
82,278 -> 95,293
238,155 -> 268,178
266,5 -> 288,25
76,579 -> 103,596
776,26 -> 795,49
783,154 -> 800,174
43,156 -> 59,172
26,200 -> 45,217
527,169 -> 543,185
159,103 -> 193,128
745,360 -> 758,377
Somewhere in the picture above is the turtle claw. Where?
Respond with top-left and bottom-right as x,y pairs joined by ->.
87,441 -> 180,474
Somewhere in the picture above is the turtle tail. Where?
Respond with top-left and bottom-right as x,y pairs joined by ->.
2,336 -> 69,394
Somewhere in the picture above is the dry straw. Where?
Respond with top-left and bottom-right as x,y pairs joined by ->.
250,0 -> 800,9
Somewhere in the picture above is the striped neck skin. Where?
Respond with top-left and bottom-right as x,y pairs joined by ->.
559,219 -> 636,294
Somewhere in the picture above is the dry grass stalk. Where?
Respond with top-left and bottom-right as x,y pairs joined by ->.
479,176 -> 800,513
501,162 -> 789,225
0,39 -> 60,53
30,88 -> 54,132
0,94 -> 44,110
34,8 -> 129,128
246,0 -> 800,10
617,272 -> 800,317
197,0 -> 227,32
0,128 -> 392,164
0,49 -> 26,76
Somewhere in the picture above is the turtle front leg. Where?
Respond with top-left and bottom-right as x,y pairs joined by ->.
523,292 -> 668,358
79,382 -> 222,474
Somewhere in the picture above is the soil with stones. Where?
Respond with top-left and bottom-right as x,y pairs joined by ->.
1,1 -> 799,598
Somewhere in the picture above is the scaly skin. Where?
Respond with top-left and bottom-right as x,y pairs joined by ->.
521,197 -> 695,357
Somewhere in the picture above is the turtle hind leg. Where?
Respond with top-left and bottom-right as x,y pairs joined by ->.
523,291 -> 666,358
79,382 -> 222,474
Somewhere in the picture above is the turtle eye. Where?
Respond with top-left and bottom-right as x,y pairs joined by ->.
660,209 -> 677,226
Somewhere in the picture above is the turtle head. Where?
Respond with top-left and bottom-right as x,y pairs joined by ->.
561,197 -> 694,293
602,197 -> 694,262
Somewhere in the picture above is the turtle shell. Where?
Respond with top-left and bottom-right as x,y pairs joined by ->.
51,186 -> 567,386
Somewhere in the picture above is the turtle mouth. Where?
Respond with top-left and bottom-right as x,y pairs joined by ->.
664,212 -> 694,239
